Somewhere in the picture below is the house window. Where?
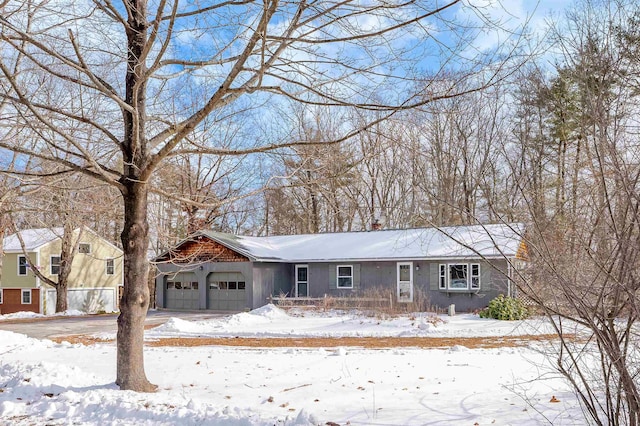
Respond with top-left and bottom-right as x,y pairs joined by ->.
295,265 -> 308,297
167,281 -> 175,289
0,289 -> 3,304
449,264 -> 468,289
21,289 -> 31,304
18,255 -> 28,276
471,264 -> 480,289
439,263 -> 481,290
106,259 -> 115,275
78,243 -> 91,254
337,265 -> 353,289
50,255 -> 61,275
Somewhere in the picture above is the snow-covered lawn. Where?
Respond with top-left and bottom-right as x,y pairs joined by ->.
0,306 -> 586,425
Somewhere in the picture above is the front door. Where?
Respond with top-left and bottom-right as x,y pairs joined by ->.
397,262 -> 413,303
295,265 -> 309,297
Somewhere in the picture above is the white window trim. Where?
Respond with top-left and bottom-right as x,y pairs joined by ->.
0,289 -> 3,304
18,255 -> 28,276
106,258 -> 115,275
78,243 -> 92,254
439,263 -> 481,291
336,265 -> 353,289
21,289 -> 32,305
50,255 -> 61,275
294,264 -> 308,297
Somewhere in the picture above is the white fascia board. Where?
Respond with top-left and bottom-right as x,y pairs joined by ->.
254,255 -> 516,263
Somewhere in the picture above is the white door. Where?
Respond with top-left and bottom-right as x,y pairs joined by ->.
397,262 -> 413,303
295,265 -> 309,297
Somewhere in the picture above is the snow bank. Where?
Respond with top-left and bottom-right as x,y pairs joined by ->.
146,308 -> 558,340
0,311 -> 44,321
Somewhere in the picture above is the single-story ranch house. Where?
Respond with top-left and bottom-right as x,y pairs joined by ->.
154,223 -> 526,312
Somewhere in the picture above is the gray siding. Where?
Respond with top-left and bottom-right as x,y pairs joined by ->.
155,257 -> 513,312
303,259 -> 511,311
156,261 -> 253,311
252,263 -> 291,308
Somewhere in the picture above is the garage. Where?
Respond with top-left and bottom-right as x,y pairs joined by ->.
207,272 -> 246,311
165,272 -> 199,310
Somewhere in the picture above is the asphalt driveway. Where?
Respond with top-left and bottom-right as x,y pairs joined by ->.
0,310 -> 229,339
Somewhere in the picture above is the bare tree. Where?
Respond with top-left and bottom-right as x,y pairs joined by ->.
0,0 -> 527,391
505,2 -> 640,423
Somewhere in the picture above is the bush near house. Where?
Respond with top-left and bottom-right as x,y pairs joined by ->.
479,294 -> 529,320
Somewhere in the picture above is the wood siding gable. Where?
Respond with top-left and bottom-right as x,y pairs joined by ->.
159,236 -> 250,263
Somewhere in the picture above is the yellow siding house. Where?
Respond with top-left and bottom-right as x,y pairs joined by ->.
1,227 -> 123,314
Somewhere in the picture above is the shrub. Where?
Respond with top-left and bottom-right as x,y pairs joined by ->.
479,294 -> 529,320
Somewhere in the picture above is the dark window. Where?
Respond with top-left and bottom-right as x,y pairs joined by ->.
471,264 -> 480,289
219,281 -> 228,290
51,256 -> 61,275
439,264 -> 446,289
175,282 -> 182,290
238,281 -> 246,290
22,289 -> 31,304
229,281 -> 237,290
18,256 -> 28,276
78,243 -> 91,254
167,281 -> 175,289
337,265 -> 353,289
192,282 -> 199,290
297,267 -> 307,282
106,259 -> 115,275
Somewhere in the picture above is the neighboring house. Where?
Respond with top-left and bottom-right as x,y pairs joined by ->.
154,223 -> 526,312
0,227 -> 124,314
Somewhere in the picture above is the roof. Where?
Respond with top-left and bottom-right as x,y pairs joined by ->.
194,223 -> 525,262
2,227 -> 123,254
3,228 -> 64,252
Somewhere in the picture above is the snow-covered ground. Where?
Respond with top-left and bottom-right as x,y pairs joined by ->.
0,306 -> 586,425
0,310 -> 86,321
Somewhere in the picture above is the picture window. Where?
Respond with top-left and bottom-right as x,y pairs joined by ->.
439,263 -> 481,290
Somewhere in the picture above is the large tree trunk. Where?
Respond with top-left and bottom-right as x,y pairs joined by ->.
116,181 -> 156,392
55,220 -> 76,312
